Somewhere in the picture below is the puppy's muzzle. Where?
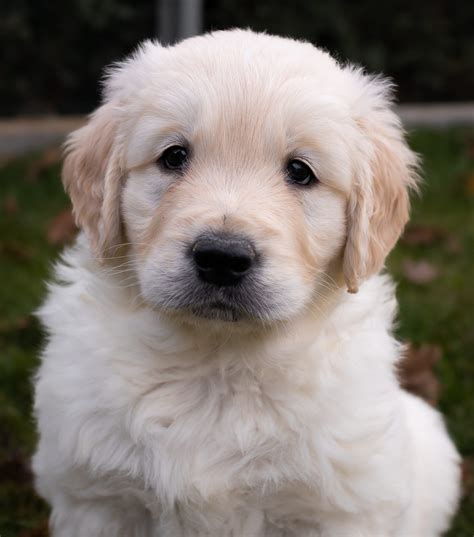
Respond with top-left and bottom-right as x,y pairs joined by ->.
192,234 -> 256,287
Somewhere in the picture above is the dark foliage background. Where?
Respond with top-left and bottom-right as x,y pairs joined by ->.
1,0 -> 473,116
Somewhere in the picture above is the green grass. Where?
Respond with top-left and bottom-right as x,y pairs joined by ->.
0,155 -> 67,536
0,129 -> 473,536
388,129 -> 474,535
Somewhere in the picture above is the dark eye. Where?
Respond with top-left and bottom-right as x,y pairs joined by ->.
159,145 -> 188,171
286,159 -> 318,186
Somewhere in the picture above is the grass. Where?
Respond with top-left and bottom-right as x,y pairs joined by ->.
0,129 -> 473,536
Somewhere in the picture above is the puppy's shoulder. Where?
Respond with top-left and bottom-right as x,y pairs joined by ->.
37,235 -> 138,334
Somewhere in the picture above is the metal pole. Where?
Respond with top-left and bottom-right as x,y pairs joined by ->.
157,0 -> 203,44
178,0 -> 203,40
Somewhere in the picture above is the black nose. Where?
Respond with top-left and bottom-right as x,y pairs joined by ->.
192,235 -> 256,287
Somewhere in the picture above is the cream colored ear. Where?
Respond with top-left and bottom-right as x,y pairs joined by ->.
343,106 -> 420,293
62,102 -> 123,259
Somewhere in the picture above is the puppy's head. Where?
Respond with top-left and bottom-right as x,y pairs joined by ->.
63,30 -> 419,325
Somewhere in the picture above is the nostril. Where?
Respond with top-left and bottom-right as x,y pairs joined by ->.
230,255 -> 252,274
194,249 -> 225,272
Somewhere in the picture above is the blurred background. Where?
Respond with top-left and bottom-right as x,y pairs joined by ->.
0,1 -> 473,535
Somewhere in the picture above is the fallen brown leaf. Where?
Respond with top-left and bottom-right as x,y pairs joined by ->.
465,133 -> 474,159
0,241 -> 34,260
398,343 -> 442,406
25,146 -> 62,183
401,259 -> 440,284
0,316 -> 31,334
0,450 -> 33,485
444,233 -> 463,254
401,224 -> 445,246
462,457 -> 473,495
466,171 -> 474,197
47,207 -> 77,245
3,194 -> 18,215
0,155 -> 14,169
18,519 -> 49,537
16,316 -> 31,330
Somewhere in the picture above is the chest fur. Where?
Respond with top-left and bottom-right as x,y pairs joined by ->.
126,364 -> 320,506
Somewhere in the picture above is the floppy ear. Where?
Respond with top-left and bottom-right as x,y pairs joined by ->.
62,102 -> 123,259
343,89 -> 420,293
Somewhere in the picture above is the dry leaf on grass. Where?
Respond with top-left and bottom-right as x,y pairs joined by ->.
3,193 -> 18,215
402,224 -> 463,255
0,241 -> 34,260
0,450 -> 33,485
401,259 -> 440,284
401,224 -> 445,246
47,208 -> 77,245
444,234 -> 463,254
465,133 -> 474,159
465,171 -> 474,198
398,343 -> 442,406
0,316 -> 31,334
25,146 -> 62,183
461,457 -> 473,495
18,520 -> 49,537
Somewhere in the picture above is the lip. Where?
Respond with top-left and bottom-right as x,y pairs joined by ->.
190,301 -> 242,322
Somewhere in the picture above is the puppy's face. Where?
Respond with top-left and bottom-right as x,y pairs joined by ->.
63,31 -> 419,325
121,61 -> 350,323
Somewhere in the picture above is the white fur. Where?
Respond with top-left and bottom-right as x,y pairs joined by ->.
33,30 -> 460,536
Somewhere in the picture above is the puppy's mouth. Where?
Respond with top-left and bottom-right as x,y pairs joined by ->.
147,270 -> 273,323
190,300 -> 242,322
186,285 -> 260,322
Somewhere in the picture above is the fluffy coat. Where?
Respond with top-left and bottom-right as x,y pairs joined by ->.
33,30 -> 460,536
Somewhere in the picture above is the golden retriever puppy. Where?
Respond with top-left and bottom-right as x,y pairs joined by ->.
33,30 -> 460,536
